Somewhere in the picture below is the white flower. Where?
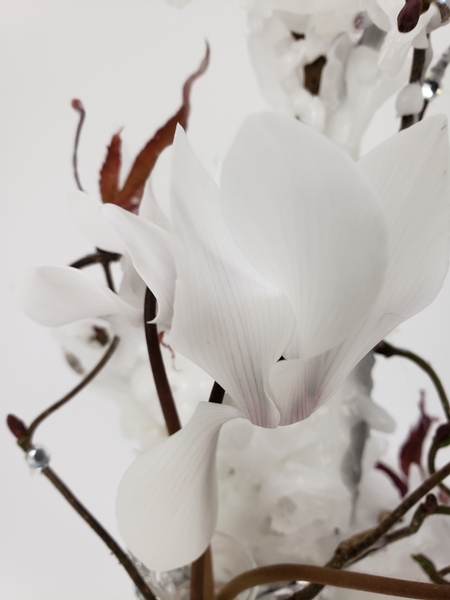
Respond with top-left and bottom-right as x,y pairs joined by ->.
109,112 -> 450,571
246,6 -> 409,157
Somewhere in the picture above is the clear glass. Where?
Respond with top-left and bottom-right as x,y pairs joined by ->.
133,531 -> 258,600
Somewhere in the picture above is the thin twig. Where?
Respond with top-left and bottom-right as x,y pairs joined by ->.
189,382 -> 224,600
71,99 -> 86,192
374,341 -> 450,421
70,251 -> 122,270
26,336 -> 120,443
382,494 -> 438,545
70,249 -> 121,293
214,563 -> 450,600
292,459 -> 450,600
413,555 -> 450,586
428,428 -> 450,496
41,466 -> 157,600
144,287 -> 181,435
8,335 -> 153,598
97,248 -> 117,292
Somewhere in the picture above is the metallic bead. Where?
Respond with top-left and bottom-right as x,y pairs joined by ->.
422,78 -> 441,100
26,446 -> 50,469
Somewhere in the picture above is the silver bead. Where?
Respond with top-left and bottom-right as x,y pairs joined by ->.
26,446 -> 50,469
422,78 -> 441,100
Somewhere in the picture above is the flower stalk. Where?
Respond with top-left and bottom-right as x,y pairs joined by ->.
144,287 -> 181,435
375,340 -> 450,421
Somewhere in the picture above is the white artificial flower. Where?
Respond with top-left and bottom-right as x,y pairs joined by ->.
110,111 -> 450,571
246,4 -> 410,157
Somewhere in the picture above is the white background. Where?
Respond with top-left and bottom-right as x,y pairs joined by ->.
1,1 -> 450,598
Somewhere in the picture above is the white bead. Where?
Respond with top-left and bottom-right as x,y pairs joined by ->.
395,83 -> 424,116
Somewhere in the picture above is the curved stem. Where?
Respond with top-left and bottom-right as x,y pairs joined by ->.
70,250 -> 121,293
189,381 -> 223,600
428,439 -> 450,496
27,336 -> 120,443
42,466 -> 156,600
375,341 -> 450,421
70,251 -> 122,270
191,548 -> 214,600
215,564 -> 450,600
413,555 -> 450,586
144,288 -> 181,435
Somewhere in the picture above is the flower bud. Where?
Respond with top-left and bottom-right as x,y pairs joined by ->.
398,0 -> 423,34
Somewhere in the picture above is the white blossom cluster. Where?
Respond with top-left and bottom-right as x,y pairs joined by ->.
246,0 -> 447,157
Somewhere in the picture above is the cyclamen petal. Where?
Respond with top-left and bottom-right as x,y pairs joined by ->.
104,204 -> 176,329
116,402 -> 242,572
271,115 -> 450,423
12,266 -> 140,327
221,112 -> 387,360
169,126 -> 296,427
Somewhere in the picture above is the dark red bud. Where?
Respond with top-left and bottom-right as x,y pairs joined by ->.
6,414 -> 28,439
71,98 -> 84,112
424,493 -> 438,512
92,326 -> 110,346
398,0 -> 423,33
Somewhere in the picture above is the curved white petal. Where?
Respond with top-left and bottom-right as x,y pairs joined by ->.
169,127 -> 296,427
138,180 -> 171,232
117,252 -> 147,311
221,112 -> 387,360
103,205 -> 176,329
117,402 -> 242,572
12,266 -> 140,327
270,355 -> 329,424
68,190 -> 124,253
357,115 -> 450,329
270,116 -> 450,424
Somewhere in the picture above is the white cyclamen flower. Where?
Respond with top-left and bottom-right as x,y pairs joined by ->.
107,112 -> 449,572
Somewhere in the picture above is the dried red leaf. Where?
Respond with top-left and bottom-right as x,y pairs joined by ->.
7,414 -> 28,439
117,43 -> 210,212
99,132 -> 122,205
397,0 -> 423,33
375,461 -> 408,498
400,392 -> 437,478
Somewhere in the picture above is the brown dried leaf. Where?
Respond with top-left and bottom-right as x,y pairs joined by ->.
99,133 -> 122,205
400,391 -> 436,478
375,461 -> 408,498
117,43 -> 210,212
